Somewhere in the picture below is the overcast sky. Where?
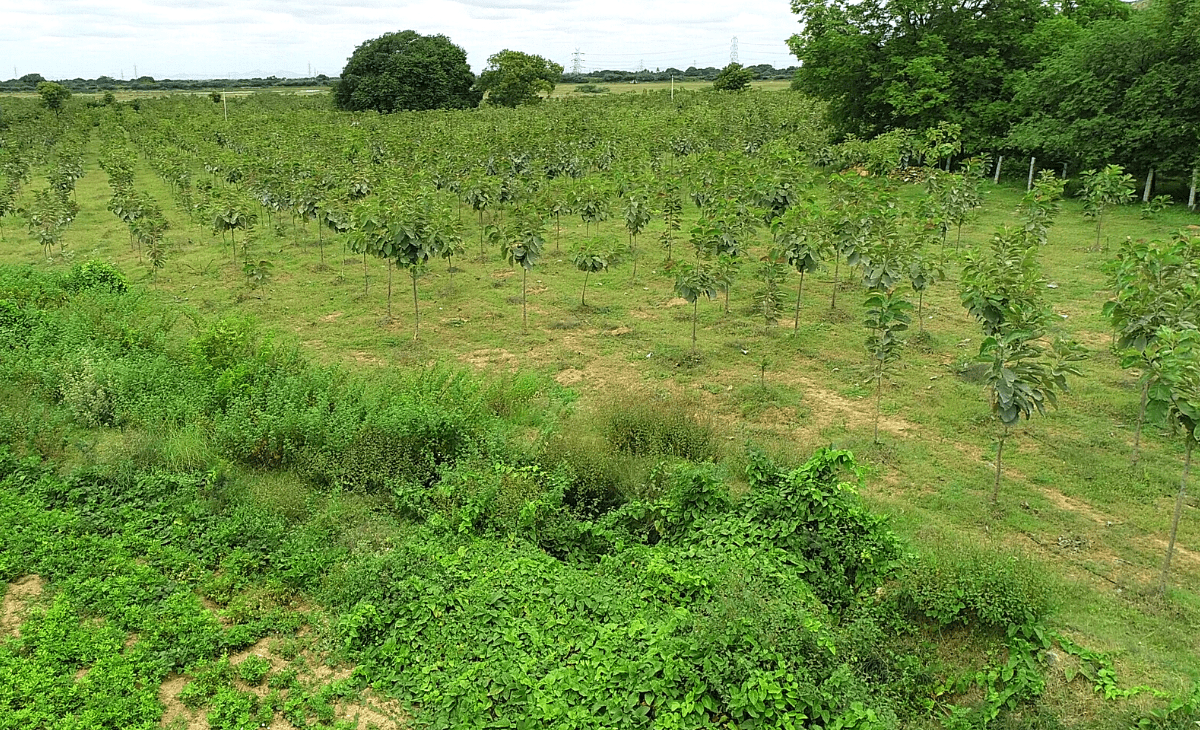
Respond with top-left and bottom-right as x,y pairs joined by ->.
1,0 -> 803,81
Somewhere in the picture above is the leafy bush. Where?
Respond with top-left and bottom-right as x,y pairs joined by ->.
58,356 -> 117,427
896,541 -> 1054,631
601,392 -> 718,461
62,260 -> 128,294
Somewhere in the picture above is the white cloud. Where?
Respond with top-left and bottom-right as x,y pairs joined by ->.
0,0 -> 801,80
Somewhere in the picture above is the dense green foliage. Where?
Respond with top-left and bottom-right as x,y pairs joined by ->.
787,0 -> 1200,183
476,50 -> 564,108
713,63 -> 755,92
333,31 -> 481,113
787,0 -> 1115,148
1009,0 -> 1200,174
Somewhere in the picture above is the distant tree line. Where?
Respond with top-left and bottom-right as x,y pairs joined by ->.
789,0 -> 1200,194
0,73 -> 335,94
561,63 -> 799,85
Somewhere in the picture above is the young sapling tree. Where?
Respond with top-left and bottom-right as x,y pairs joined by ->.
673,261 -> 718,356
573,238 -> 610,307
1079,165 -> 1135,252
1144,328 -> 1200,593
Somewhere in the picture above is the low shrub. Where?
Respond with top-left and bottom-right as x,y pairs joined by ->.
896,541 -> 1054,631
601,391 -> 718,462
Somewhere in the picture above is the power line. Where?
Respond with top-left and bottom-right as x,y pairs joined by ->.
571,48 -> 584,74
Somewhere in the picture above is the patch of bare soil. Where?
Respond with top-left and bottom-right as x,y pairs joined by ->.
337,693 -> 407,729
459,348 -> 521,370
159,672 -> 203,729
1042,488 -> 1200,569
160,634 -> 398,730
751,367 -> 917,438
1,575 -> 45,638
351,351 -> 386,366
320,311 -> 344,323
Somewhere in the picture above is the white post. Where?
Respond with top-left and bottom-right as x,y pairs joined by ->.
670,76 -> 674,101
1143,168 -> 1154,203
223,91 -> 228,122
1062,163 -> 1067,179
993,155 -> 1003,184
1027,157 -> 1036,192
1189,167 -> 1197,211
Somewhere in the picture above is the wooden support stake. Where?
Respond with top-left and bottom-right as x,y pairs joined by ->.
1143,168 -> 1154,203
1027,157 -> 1036,192
1189,167 -> 1197,211
994,155 -> 1003,184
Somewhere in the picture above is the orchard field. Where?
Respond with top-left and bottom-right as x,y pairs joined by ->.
0,89 -> 1199,729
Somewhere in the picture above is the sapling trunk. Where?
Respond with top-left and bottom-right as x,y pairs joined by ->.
830,257 -> 840,310
412,268 -> 420,341
1158,439 -> 1193,594
1132,377 -> 1150,464
955,223 -> 963,251
724,286 -> 730,315
581,270 -> 589,306
1095,210 -> 1103,252
691,300 -> 698,355
874,368 -> 883,445
794,271 -> 806,332
521,268 -> 528,331
992,426 -> 1010,504
917,290 -> 925,333
386,260 -> 393,321
362,250 -> 368,296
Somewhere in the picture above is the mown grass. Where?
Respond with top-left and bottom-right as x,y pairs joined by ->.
2,93 -> 1200,722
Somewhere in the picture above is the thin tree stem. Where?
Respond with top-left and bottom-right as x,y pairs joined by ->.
874,369 -> 883,444
412,269 -> 419,341
1158,439 -> 1193,594
692,300 -> 698,355
1132,377 -> 1150,464
992,428 -> 1009,504
794,272 -> 805,332
831,257 -> 840,309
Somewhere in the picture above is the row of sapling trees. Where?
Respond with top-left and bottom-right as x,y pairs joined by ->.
1102,228 -> 1200,592
348,188 -> 467,339
26,152 -> 83,257
959,171 -> 1086,505
99,136 -> 171,282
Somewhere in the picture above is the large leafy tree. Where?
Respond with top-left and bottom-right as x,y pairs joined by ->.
713,63 -> 754,92
1010,0 -> 1200,174
334,31 -> 481,113
36,82 -> 71,116
476,50 -> 563,108
787,0 -> 1124,150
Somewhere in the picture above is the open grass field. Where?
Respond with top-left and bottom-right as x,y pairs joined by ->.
552,79 -> 792,97
2,90 -> 1199,728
